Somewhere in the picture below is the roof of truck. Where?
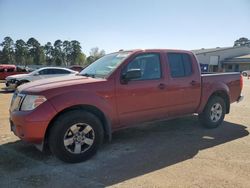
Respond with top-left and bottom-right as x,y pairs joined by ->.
116,49 -> 193,54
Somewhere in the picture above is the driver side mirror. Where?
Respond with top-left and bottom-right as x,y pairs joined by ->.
33,72 -> 39,76
121,69 -> 141,84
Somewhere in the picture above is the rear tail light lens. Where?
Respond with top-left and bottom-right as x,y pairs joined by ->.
240,75 -> 243,91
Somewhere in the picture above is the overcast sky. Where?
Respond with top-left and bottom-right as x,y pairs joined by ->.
1,0 -> 250,54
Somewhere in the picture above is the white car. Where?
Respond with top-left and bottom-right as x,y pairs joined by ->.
5,67 -> 78,89
242,70 -> 250,77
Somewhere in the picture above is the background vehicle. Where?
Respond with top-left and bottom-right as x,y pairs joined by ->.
9,49 -> 243,163
242,70 -> 250,77
5,67 -> 77,89
0,64 -> 29,80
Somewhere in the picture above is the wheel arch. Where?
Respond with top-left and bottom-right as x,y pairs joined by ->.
43,104 -> 112,150
207,90 -> 230,114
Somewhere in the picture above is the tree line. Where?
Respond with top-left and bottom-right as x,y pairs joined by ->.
0,36 -> 105,67
234,37 -> 250,47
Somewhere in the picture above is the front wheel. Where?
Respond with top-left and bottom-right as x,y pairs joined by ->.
49,110 -> 104,163
199,96 -> 226,129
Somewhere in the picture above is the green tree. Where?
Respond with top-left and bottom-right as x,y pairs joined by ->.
234,37 -> 250,46
63,40 -> 72,66
27,37 -> 45,65
0,36 -> 15,64
15,39 -> 28,66
53,40 -> 63,66
70,40 -> 85,65
44,42 -> 54,65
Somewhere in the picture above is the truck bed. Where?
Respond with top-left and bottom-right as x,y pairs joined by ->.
199,72 -> 242,113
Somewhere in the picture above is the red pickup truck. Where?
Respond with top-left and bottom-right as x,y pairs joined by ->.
9,49 -> 243,163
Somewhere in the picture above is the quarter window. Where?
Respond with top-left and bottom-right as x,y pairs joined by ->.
167,53 -> 193,78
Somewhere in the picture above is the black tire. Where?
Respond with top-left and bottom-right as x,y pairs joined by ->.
242,72 -> 247,77
198,96 -> 226,129
49,110 -> 104,163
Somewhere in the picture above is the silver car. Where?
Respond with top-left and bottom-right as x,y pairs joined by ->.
242,70 -> 250,77
5,67 -> 78,90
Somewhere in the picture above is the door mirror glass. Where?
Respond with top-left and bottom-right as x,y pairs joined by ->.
122,69 -> 141,83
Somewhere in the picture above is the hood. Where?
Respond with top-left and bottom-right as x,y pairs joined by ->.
6,73 -> 30,80
17,75 -> 106,94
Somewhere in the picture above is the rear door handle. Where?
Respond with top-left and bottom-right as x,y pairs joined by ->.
190,80 -> 197,86
158,83 -> 166,90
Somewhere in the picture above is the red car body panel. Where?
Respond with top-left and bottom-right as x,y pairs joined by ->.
0,64 -> 28,80
10,99 -> 56,143
9,49 -> 243,146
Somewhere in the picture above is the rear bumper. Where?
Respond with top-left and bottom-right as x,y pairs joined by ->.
237,95 -> 244,103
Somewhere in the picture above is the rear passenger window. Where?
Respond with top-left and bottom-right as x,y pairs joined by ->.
167,53 -> 193,78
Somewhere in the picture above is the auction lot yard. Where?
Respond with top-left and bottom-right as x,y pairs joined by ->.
0,79 -> 250,188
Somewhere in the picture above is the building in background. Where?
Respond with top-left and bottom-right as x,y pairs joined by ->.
222,54 -> 250,72
192,46 -> 250,72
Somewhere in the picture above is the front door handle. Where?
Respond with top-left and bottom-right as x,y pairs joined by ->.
190,80 -> 197,86
158,83 -> 166,90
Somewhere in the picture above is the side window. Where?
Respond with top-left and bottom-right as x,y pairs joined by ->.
53,69 -> 71,74
125,53 -> 161,80
168,53 -> 193,78
39,69 -> 70,75
39,69 -> 49,75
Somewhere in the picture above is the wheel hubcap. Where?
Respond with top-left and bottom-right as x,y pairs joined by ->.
63,123 -> 95,154
210,103 -> 223,122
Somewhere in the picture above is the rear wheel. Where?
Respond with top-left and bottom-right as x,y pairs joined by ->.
242,72 -> 247,77
199,96 -> 226,128
49,110 -> 104,163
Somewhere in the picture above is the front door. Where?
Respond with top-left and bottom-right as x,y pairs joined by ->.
116,53 -> 169,126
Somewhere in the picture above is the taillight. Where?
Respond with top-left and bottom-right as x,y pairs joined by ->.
240,75 -> 243,91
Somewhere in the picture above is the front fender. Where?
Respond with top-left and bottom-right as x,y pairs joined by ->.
48,90 -> 116,125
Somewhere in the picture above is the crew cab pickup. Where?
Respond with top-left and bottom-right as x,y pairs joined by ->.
9,49 -> 243,163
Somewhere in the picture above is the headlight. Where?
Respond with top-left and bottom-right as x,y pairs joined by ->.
20,95 -> 47,111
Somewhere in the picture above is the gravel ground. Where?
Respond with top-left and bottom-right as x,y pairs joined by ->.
0,78 -> 250,188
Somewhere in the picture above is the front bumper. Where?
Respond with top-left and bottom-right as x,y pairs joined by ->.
10,117 -> 49,144
9,99 -> 57,144
237,95 -> 244,103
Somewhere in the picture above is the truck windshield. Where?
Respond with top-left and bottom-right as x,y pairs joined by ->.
80,52 -> 131,78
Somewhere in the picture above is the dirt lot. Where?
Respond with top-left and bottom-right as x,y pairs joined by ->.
0,79 -> 250,188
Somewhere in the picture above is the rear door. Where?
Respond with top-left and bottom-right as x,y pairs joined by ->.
165,52 -> 201,115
